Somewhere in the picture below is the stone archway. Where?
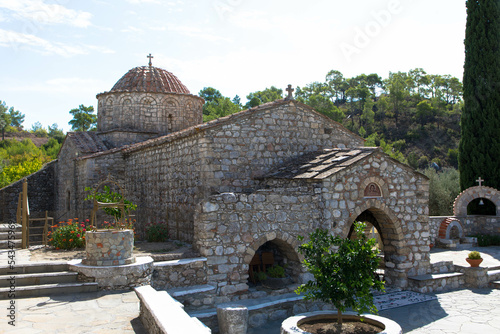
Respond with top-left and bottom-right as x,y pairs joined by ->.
346,199 -> 409,288
245,233 -> 304,285
453,186 -> 500,217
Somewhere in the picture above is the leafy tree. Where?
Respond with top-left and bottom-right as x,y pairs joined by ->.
415,100 -> 434,127
459,0 -> 500,190
0,154 -> 46,188
42,138 -> 62,159
423,168 -> 460,216
8,106 -> 24,128
385,72 -> 410,127
296,222 -> 384,325
244,86 -> 283,108
69,105 -> 97,131
199,87 -> 223,104
31,122 -> 48,137
0,107 -> 11,141
199,87 -> 241,122
47,123 -> 65,143
0,101 -> 24,140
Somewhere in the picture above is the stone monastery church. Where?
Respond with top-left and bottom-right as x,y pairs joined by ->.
2,59 -> 432,290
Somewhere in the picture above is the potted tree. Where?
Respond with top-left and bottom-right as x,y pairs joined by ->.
281,222 -> 402,334
466,251 -> 483,267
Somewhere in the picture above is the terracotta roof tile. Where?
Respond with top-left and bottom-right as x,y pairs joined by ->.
108,66 -> 190,94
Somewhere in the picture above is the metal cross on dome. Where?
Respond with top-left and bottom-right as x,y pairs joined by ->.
476,177 -> 484,187
147,53 -> 154,67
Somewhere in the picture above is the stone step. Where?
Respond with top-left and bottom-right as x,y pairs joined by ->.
0,261 -> 69,275
0,282 -> 99,299
0,224 -> 22,232
189,291 -> 304,319
0,232 -> 22,240
490,280 -> 500,289
0,271 -> 78,287
167,284 -> 216,298
0,239 -> 22,250
487,269 -> 500,282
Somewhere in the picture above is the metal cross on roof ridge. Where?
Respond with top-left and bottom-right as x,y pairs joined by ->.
147,53 -> 154,67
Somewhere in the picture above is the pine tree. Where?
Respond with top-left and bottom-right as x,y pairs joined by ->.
459,0 -> 500,190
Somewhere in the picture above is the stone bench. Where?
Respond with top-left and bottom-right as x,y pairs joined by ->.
408,272 -> 465,293
134,285 -> 211,334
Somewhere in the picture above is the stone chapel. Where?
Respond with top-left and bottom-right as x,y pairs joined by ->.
0,60 -> 431,291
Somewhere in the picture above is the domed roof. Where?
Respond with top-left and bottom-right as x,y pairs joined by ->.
109,66 -> 190,94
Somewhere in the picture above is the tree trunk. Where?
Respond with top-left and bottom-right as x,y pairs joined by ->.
337,308 -> 343,325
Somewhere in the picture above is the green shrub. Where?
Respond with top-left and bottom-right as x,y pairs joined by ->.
256,272 -> 268,282
267,265 -> 285,278
146,222 -> 169,242
48,219 -> 86,250
468,251 -> 481,259
471,234 -> 500,247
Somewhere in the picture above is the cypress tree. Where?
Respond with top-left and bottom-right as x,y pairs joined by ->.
459,0 -> 500,190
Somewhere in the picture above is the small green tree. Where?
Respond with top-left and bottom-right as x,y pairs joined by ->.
84,185 -> 137,221
296,222 -> 384,325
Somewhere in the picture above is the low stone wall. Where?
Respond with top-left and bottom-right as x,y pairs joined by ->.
69,256 -> 153,290
194,296 -> 334,333
151,257 -> 208,290
429,215 -> 500,244
135,285 -> 211,334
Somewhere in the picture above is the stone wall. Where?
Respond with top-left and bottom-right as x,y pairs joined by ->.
429,216 -> 500,243
151,258 -> 208,290
119,101 -> 363,241
97,91 -> 204,137
0,160 -> 56,223
195,151 -> 430,295
195,186 -> 322,296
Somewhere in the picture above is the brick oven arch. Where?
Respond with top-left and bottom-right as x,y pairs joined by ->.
346,198 -> 409,288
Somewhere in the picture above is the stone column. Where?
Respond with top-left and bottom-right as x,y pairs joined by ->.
217,305 -> 248,334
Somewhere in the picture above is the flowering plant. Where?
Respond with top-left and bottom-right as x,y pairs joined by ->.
145,222 -> 169,242
48,218 -> 86,250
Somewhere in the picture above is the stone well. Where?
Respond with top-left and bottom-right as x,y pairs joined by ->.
82,229 -> 135,266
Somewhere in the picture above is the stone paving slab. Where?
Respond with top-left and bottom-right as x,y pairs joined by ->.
0,290 -> 146,333
430,246 -> 500,268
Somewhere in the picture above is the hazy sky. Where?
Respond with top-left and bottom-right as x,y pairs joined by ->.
0,0 -> 466,132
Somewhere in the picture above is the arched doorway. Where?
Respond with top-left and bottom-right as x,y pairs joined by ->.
247,238 -> 302,288
347,200 -> 410,288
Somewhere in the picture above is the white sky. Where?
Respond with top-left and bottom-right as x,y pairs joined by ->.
0,0 -> 466,132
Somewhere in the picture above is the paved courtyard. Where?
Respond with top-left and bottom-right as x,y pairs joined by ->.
3,247 -> 500,333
